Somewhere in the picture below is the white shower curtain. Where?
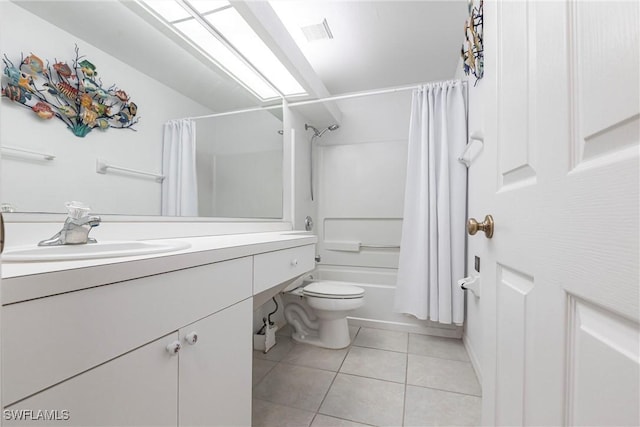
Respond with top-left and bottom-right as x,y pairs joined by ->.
161,119 -> 198,216
394,80 -> 467,325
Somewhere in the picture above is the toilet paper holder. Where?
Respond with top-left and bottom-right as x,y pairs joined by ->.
458,274 -> 481,298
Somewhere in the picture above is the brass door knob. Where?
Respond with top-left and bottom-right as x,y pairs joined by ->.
467,215 -> 494,238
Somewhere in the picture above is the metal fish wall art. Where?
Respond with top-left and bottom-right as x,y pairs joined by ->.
461,0 -> 484,86
1,45 -> 139,138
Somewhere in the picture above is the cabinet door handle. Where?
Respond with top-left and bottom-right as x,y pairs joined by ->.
184,332 -> 198,345
291,259 -> 298,267
166,340 -> 181,356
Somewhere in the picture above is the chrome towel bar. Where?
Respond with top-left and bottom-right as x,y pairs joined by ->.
96,158 -> 165,183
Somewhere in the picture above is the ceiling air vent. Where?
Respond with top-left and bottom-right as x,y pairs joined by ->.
301,19 -> 334,42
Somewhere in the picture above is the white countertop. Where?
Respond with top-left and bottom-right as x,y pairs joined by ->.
1,231 -> 316,305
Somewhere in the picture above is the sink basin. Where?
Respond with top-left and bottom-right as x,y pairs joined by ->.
2,240 -> 191,262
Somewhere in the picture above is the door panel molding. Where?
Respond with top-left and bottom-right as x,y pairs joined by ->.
568,0 -> 640,168
496,264 -> 534,427
566,296 -> 640,426
497,0 -> 537,191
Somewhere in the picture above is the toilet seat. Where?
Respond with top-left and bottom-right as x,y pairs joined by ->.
303,281 -> 364,299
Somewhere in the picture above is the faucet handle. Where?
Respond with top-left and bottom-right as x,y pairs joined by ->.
65,201 -> 91,220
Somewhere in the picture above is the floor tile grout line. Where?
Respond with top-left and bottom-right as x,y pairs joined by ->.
351,343 -> 412,354
331,370 -> 407,385
405,383 -> 483,398
277,359 -> 346,374
252,360 -> 278,389
351,343 -> 409,354
313,359 -> 340,421
405,352 -> 472,362
307,327 -> 360,426
322,372 -> 406,426
308,411 -> 318,426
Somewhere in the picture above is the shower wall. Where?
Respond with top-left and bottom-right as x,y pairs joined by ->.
286,107 -> 318,230
314,92 -> 462,337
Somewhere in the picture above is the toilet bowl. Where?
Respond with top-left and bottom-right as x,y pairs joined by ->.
284,281 -> 364,349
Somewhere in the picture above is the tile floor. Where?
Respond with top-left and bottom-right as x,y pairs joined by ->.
252,326 -> 481,427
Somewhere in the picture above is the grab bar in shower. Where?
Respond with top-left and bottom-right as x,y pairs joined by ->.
325,241 -> 400,252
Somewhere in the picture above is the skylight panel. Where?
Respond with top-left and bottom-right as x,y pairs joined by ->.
205,8 -> 306,96
174,19 -> 279,99
144,1 -> 191,22
187,0 -> 230,15
139,0 -> 305,101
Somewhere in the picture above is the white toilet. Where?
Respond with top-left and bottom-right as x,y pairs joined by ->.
283,281 -> 365,349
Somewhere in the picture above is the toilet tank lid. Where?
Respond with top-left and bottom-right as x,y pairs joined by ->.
303,281 -> 365,297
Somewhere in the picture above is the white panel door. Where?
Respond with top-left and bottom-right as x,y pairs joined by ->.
478,1 -> 639,425
178,298 -> 252,427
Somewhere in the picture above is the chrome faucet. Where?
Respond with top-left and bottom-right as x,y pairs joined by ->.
39,202 -> 101,246
39,215 -> 101,246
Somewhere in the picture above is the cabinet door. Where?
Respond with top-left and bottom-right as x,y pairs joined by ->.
4,333 -> 179,427
179,299 -> 252,427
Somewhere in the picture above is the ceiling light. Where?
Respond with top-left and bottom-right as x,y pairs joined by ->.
139,0 -> 306,101
174,19 -> 279,99
205,8 -> 306,96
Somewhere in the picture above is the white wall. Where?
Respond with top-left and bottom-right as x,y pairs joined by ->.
0,2 -> 210,215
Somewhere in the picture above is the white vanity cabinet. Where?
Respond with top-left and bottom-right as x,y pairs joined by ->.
6,333 -> 179,426
178,299 -> 252,427
1,239 -> 316,426
253,244 -> 316,294
5,301 -> 253,427
2,257 -> 254,426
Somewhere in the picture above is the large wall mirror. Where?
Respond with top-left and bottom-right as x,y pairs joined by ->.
0,1 -> 284,219
196,110 -> 283,219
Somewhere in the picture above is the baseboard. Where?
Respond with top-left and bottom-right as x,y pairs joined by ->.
463,333 -> 483,386
348,317 -> 463,339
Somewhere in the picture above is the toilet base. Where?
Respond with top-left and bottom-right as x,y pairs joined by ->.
291,317 -> 352,349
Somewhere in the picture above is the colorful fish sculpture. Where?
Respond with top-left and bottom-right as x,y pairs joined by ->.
3,64 -> 21,85
32,102 -> 54,119
79,59 -> 96,77
2,84 -> 30,103
57,105 -> 77,117
53,62 -> 73,79
23,54 -> 44,77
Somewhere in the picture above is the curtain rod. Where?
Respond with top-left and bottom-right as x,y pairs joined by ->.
285,85 -> 420,108
181,79 -> 468,121
287,80 -> 468,108
183,103 -> 283,121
